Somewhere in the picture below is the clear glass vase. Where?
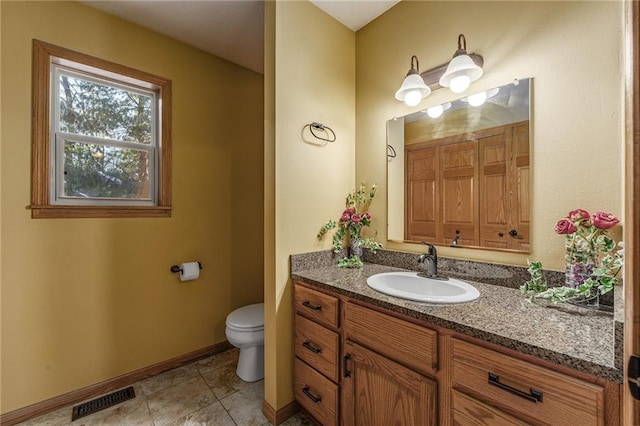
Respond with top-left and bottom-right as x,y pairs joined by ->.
564,259 -> 595,288
349,237 -> 363,261
566,288 -> 600,309
564,233 -> 596,288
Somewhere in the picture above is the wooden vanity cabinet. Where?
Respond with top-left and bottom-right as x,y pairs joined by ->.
294,284 -> 340,425
292,281 -> 620,425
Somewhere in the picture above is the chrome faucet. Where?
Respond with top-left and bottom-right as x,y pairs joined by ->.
417,243 -> 438,277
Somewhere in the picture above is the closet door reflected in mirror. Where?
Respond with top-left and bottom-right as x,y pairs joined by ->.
388,79 -> 531,253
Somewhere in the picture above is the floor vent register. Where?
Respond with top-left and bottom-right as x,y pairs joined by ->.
71,386 -> 136,421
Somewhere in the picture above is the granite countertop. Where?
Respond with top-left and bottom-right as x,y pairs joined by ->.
292,262 -> 622,383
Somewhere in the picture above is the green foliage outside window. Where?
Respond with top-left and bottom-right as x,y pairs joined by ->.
57,74 -> 154,200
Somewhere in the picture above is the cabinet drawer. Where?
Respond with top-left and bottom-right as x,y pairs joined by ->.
294,358 -> 338,426
295,314 -> 339,382
451,389 -> 530,425
344,302 -> 437,376
451,338 -> 604,425
294,283 -> 339,329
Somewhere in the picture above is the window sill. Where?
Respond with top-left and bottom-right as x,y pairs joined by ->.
30,205 -> 172,219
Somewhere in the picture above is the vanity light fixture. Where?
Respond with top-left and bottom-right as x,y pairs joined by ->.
395,55 -> 431,106
439,34 -> 484,94
425,102 -> 452,118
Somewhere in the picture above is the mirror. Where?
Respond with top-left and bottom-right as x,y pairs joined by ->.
387,79 -> 531,252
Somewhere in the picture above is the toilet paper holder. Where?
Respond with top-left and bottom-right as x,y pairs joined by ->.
170,262 -> 203,274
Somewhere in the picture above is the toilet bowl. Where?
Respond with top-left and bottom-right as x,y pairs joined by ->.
225,303 -> 264,382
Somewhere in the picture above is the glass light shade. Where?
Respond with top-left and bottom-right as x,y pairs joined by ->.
450,76 -> 471,93
404,90 -> 423,107
395,73 -> 431,106
439,54 -> 484,93
467,91 -> 488,106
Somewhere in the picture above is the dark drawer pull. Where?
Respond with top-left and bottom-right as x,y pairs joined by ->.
302,385 -> 322,403
302,300 -> 322,311
344,353 -> 352,377
303,340 -> 322,354
488,372 -> 543,403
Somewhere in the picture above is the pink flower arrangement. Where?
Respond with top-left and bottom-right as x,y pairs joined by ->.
555,209 -> 619,236
521,209 -> 623,303
554,209 -> 620,264
317,183 -> 383,267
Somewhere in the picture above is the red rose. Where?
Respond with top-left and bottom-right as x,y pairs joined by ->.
554,218 -> 577,234
569,209 -> 590,222
592,212 -> 619,229
351,214 -> 362,224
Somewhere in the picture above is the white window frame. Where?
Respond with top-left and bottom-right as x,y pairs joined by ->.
50,65 -> 159,206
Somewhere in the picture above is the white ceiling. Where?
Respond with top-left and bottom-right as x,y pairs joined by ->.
83,0 -> 400,75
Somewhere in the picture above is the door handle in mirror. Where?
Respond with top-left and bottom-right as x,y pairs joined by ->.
509,229 -> 524,239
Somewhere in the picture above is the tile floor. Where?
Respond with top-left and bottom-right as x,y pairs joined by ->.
16,348 -> 310,426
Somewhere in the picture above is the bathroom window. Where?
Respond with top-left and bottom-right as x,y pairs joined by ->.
31,40 -> 172,218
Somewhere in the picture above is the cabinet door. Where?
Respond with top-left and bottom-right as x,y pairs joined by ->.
478,129 -> 510,249
405,145 -> 439,242
440,139 -> 478,246
510,121 -> 530,251
478,122 -> 530,250
341,341 -> 436,426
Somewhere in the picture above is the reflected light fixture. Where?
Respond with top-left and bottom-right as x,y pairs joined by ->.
425,102 -> 452,118
464,87 -> 500,107
395,55 -> 431,106
467,91 -> 487,107
439,34 -> 484,94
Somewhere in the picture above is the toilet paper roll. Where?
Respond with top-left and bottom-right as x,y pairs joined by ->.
180,262 -> 200,282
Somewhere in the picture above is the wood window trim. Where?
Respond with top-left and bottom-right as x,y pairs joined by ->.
31,40 -> 172,218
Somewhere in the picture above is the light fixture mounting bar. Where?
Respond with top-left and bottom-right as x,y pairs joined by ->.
420,53 -> 484,91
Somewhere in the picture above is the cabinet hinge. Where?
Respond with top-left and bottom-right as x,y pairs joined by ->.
629,354 -> 640,400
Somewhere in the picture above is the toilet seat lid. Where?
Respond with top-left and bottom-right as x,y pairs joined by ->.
226,303 -> 264,331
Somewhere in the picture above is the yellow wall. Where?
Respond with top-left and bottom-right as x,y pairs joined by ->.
0,1 -> 263,413
356,1 -> 624,271
265,0 -> 355,409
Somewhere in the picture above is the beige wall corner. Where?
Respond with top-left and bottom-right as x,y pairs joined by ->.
263,0 -> 277,411
265,0 -> 355,412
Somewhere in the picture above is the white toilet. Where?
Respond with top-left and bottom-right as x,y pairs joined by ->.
225,303 -> 264,382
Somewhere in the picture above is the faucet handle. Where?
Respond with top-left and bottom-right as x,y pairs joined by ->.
420,241 -> 436,255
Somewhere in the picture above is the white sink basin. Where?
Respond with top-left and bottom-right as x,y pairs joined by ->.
366,272 -> 480,304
